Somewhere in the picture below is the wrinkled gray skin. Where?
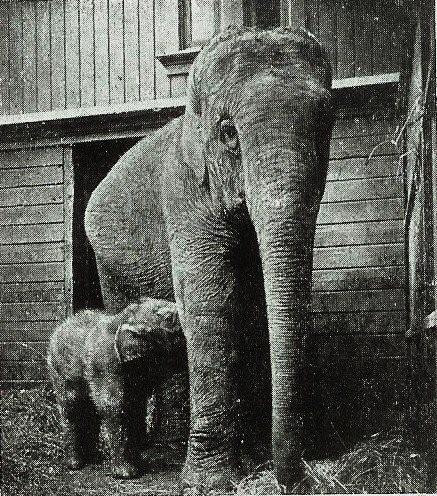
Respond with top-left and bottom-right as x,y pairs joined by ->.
85,26 -> 334,492
47,299 -> 185,479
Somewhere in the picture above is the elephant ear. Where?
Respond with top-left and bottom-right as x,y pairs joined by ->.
181,112 -> 209,188
114,320 -> 151,363
182,67 -> 209,187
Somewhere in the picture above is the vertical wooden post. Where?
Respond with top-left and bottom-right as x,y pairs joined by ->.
431,0 -> 437,309
63,146 -> 74,317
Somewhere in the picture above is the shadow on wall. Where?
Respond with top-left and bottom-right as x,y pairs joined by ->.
72,139 -> 140,312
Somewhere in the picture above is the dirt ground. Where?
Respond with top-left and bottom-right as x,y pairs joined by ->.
1,386 -> 186,496
1,385 -> 431,495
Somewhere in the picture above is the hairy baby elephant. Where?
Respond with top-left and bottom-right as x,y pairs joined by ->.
47,298 -> 186,479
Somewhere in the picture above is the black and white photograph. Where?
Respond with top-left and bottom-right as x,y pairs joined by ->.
0,0 -> 436,494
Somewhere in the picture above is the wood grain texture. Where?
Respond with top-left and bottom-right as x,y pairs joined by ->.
22,3 -> 38,113
0,242 -> 64,266
327,156 -> 399,181
312,310 -> 406,335
0,320 -> 57,342
0,262 -> 64,283
79,0 -> 95,107
65,0 -> 81,107
0,165 -> 63,188
332,115 -> 397,139
36,1 -> 52,112
9,3 -> 24,114
309,333 -> 407,358
124,0 -> 140,102
280,0 -> 305,28
0,3 -> 10,115
50,0 -> 66,110
354,0 -> 373,77
317,0 -> 336,76
317,198 -> 403,224
0,361 -> 48,381
0,204 -> 64,226
109,0 -> 125,104
312,265 -> 405,292
154,0 -> 178,98
313,242 -> 403,268
0,225 -> 64,246
312,288 -> 405,313
138,0 -> 155,100
330,134 -> 397,159
336,0 -> 355,78
0,341 -> 49,362
0,185 -> 63,208
322,176 -> 402,202
0,147 -> 63,168
63,147 -> 73,317
0,282 -> 64,303
0,302 -> 65,321
94,0 -> 110,106
314,222 -> 403,247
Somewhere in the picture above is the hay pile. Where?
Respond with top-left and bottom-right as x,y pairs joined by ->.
1,386 -> 430,495
0,385 -> 66,496
236,432 -> 427,494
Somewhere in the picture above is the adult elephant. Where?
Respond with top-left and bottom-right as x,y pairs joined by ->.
85,26 -> 334,493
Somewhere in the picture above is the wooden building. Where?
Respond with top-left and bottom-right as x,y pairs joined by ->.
0,0 -> 420,446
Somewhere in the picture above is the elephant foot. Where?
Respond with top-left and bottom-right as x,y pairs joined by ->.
66,454 -> 86,470
275,464 -> 306,495
111,460 -> 141,479
181,462 -> 244,495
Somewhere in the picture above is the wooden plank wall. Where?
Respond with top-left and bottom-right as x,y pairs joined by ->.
0,0 -> 403,115
285,0 -> 403,79
0,147 -> 71,387
309,93 -> 405,444
0,0 -> 157,115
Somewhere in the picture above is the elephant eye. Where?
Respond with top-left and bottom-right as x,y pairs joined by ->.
219,118 -> 239,150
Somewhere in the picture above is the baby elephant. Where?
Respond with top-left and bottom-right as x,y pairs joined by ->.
47,298 -> 186,479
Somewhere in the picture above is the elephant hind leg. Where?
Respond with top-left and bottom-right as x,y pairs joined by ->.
95,257 -> 132,314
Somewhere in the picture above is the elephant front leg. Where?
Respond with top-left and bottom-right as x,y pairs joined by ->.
173,267 -> 242,493
92,378 -> 140,479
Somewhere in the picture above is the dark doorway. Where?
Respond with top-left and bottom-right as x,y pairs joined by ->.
72,138 -> 140,311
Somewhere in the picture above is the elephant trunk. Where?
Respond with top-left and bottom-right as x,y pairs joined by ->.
244,142 -> 320,487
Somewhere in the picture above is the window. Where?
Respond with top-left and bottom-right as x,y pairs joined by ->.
243,0 -> 280,28
179,0 -> 221,49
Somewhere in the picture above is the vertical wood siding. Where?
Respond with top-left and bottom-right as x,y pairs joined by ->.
0,0 -> 157,114
281,0 -> 403,79
0,0 -> 402,115
0,147 -> 69,386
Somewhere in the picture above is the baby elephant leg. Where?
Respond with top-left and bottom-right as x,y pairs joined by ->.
58,380 -> 98,470
91,376 -> 140,479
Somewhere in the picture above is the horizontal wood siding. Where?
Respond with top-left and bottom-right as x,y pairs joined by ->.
0,0 -> 403,114
309,98 -> 405,443
313,103 -> 405,337
0,147 -> 68,385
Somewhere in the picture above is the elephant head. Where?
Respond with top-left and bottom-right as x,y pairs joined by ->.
112,299 -> 184,364
176,26 -> 334,489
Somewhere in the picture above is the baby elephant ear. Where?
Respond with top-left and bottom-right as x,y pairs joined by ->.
156,304 -> 180,331
115,321 -> 149,363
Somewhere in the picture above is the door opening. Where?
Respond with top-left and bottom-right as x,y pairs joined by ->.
72,138 -> 140,311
